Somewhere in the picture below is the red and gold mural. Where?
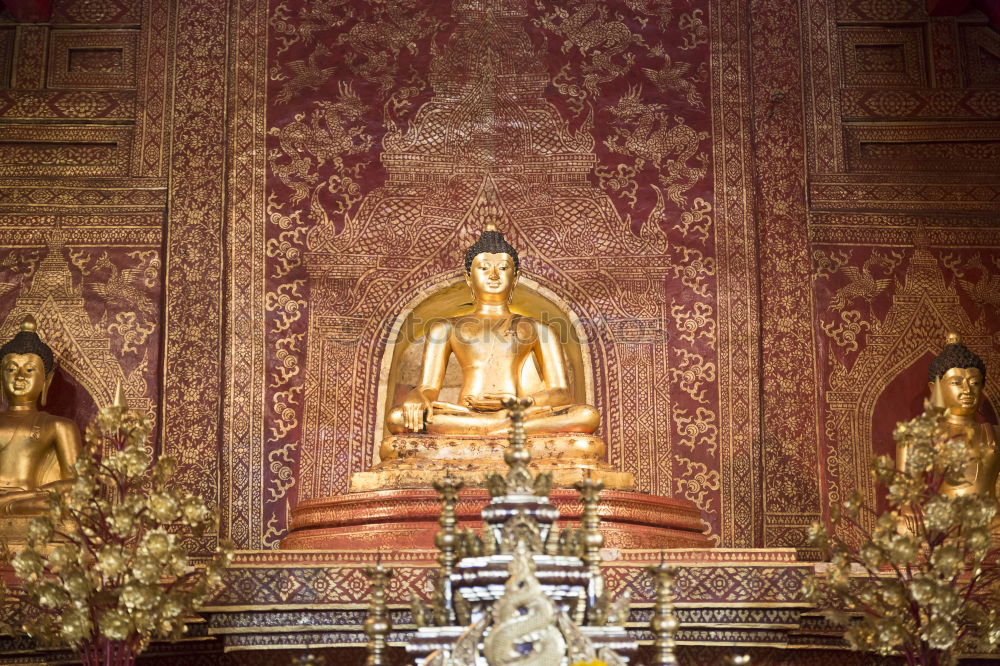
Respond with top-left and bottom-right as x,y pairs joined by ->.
800,1 -> 1000,546
0,0 -> 164,468
256,0 -> 759,549
0,0 -> 997,557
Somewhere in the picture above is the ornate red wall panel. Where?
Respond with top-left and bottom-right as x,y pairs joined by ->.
0,0 -> 230,555
747,0 -> 826,550
157,0 -> 229,553
233,0 -> 763,549
802,1 -> 1000,542
0,0 -> 168,478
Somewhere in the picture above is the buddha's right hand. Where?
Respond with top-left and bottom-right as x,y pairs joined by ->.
402,397 -> 433,432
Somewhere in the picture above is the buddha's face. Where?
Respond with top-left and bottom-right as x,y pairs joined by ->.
467,252 -> 517,303
932,367 -> 984,416
2,353 -> 47,406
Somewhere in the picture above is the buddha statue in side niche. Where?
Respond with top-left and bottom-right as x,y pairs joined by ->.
352,224 -> 633,492
899,333 -> 999,500
0,315 -> 82,518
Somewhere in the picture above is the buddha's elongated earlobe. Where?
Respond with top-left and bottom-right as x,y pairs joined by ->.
928,378 -> 945,410
41,371 -> 53,407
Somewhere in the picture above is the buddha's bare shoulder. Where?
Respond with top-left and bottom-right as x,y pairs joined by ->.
424,317 -> 455,338
38,413 -> 81,435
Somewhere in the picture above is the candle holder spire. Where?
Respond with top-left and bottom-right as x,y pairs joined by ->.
647,556 -> 680,666
363,553 -> 394,666
432,469 -> 463,625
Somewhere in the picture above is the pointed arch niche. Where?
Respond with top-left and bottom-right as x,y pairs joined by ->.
867,351 -> 997,514
0,230 -> 157,482
372,271 -> 595,462
825,247 -> 999,531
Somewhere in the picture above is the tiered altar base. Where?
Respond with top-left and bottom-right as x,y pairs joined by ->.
202,548 -> 838,657
281,488 -> 714,550
7,548 -> 1000,663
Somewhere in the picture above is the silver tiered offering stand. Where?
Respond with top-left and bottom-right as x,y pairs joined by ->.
363,396 -> 691,666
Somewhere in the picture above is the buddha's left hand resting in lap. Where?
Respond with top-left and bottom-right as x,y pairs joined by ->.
387,224 -> 599,437
0,316 -> 82,516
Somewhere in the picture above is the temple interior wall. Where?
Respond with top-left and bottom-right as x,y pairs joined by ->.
0,0 -> 997,553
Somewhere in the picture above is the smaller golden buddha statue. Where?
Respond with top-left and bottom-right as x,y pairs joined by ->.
0,315 -> 82,521
352,224 -> 633,491
898,333 -> 999,500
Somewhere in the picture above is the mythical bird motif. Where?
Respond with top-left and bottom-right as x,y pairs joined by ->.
90,253 -> 154,316
270,0 -> 352,54
827,251 -> 896,311
642,49 -> 704,109
275,44 -> 336,104
959,254 -> 1000,306
607,85 -> 708,206
337,1 -> 438,92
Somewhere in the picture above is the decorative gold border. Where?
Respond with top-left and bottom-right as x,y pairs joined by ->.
0,124 -> 133,177
160,0 -> 229,552
46,29 -> 139,89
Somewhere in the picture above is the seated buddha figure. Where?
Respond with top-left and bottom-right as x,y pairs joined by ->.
899,333 -> 999,500
0,316 -> 82,517
387,224 -> 598,438
361,224 -> 633,491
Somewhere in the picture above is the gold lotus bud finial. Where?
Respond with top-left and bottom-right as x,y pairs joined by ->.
484,221 -> 498,232
20,315 -> 37,333
112,380 -> 129,410
946,331 -> 961,345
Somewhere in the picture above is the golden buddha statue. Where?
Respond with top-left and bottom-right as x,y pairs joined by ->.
352,225 -> 633,491
387,224 -> 599,437
0,315 -> 82,519
898,333 -> 999,500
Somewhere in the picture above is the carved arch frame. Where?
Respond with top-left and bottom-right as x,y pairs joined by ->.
826,300 -> 997,534
372,269 -> 598,463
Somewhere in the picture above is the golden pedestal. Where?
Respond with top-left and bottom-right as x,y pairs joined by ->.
350,433 -> 635,492
0,514 -> 71,548
0,514 -> 38,543
282,488 -> 712,550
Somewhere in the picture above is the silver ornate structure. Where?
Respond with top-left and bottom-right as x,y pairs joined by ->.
366,396 -> 694,666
